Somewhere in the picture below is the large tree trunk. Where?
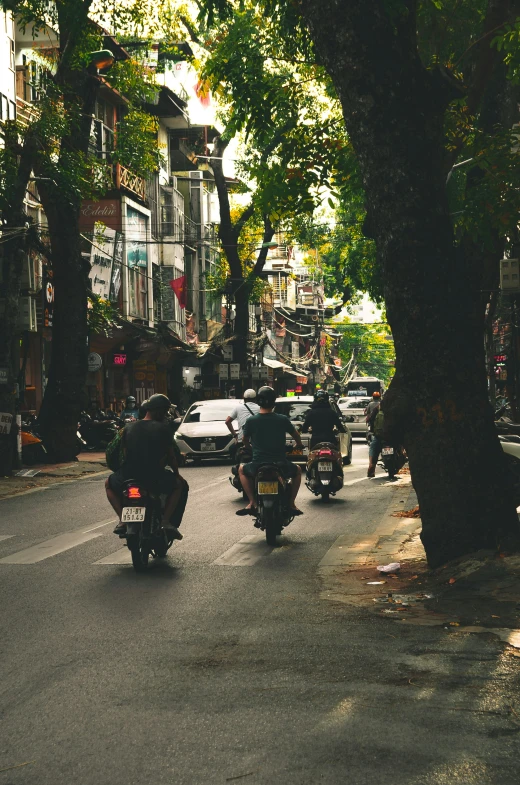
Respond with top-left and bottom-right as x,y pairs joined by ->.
36,201 -> 88,460
300,0 -> 520,566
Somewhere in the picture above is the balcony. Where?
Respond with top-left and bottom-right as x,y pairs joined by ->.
16,97 -> 40,128
114,163 -> 146,201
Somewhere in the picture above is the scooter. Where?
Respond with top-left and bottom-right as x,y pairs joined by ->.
379,442 -> 406,479
306,441 -> 344,501
252,464 -> 296,546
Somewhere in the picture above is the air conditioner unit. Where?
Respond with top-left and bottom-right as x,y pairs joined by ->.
189,171 -> 204,180
18,296 -> 37,332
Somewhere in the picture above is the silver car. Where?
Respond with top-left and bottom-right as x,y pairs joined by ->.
274,396 -> 353,465
174,399 -> 238,462
338,396 -> 371,437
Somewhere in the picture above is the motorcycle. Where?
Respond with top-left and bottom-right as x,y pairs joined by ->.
79,411 -> 119,450
21,424 -> 48,465
379,442 -> 406,479
252,464 -> 296,546
229,442 -> 252,498
119,478 -> 184,572
306,441 -> 344,502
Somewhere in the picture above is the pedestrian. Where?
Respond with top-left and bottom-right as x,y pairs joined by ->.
367,399 -> 385,477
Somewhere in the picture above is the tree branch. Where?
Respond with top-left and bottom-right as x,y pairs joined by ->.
252,215 -> 275,278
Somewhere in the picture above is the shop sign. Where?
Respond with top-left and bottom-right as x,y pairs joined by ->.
296,376 -> 307,384
252,367 -> 260,379
222,345 -> 233,361
0,412 -> 13,434
127,207 -> 148,268
110,232 -> 123,302
43,270 -> 54,328
287,390 -> 295,397
87,352 -> 103,372
230,363 -> 240,380
259,367 -> 269,379
219,364 -> 229,379
89,223 -> 115,299
135,372 -> 146,381
113,353 -> 127,366
0,367 -> 8,385
80,199 -> 119,231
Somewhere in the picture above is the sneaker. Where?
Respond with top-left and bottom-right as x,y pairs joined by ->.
113,521 -> 126,535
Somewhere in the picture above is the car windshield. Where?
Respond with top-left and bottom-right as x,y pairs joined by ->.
274,401 -> 312,421
341,398 -> 371,409
183,403 -> 236,423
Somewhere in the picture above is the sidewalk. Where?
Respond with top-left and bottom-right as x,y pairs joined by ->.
319,474 -> 520,651
0,451 -> 108,500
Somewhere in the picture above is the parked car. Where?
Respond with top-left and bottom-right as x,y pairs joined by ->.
174,400 -> 238,462
274,396 -> 353,465
338,396 -> 371,437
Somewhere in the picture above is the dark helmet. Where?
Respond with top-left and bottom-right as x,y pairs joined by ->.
257,386 -> 277,408
126,396 -> 136,406
144,393 -> 171,413
314,390 -> 329,403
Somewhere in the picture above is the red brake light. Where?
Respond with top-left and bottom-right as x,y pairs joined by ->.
128,487 -> 141,499
319,450 -> 333,456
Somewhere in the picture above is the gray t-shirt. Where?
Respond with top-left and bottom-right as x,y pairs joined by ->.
229,401 -> 260,440
243,412 -> 295,464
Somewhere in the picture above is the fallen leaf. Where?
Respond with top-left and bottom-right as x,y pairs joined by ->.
449,578 -> 456,584
491,615 -> 500,619
449,622 -> 460,627
410,575 -> 419,580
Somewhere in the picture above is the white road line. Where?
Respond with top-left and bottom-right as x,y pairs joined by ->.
213,533 -> 271,566
0,521 -> 115,565
0,535 -> 15,542
83,518 -> 117,533
190,476 -> 229,495
344,473 -> 386,486
94,547 -> 131,565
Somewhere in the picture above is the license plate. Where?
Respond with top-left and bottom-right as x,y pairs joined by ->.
258,481 -> 278,495
381,447 -> 394,456
121,506 -> 145,522
318,462 -> 333,472
201,442 -> 216,452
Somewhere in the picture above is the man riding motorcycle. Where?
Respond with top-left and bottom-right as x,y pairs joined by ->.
106,394 -> 187,537
302,390 -> 346,449
236,386 -> 304,516
225,389 -> 260,445
120,395 -> 140,422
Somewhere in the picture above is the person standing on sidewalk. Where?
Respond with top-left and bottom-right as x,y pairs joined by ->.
367,400 -> 385,477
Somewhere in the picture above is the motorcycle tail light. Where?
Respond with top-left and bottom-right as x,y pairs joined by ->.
127,487 -> 142,499
319,449 -> 333,456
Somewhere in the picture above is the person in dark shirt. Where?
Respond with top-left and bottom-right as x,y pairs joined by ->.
237,386 -> 304,516
302,390 -> 345,448
106,394 -> 187,538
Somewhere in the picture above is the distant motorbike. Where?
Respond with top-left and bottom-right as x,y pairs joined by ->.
118,477 -> 187,572
21,423 -> 48,465
306,441 -> 344,502
379,442 -> 406,479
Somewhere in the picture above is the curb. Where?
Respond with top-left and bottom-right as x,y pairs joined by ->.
0,468 -> 110,501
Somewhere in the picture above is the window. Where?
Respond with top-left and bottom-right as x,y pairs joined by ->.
9,38 -> 14,70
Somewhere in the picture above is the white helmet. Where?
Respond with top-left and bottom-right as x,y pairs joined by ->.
244,389 -> 257,400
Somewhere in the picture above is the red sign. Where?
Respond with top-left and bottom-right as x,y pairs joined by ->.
80,199 -> 121,231
170,276 -> 187,309
113,353 -> 127,366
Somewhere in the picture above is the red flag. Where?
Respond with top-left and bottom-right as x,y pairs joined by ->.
170,276 -> 187,309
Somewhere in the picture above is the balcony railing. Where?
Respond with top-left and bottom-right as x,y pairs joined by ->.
16,97 -> 40,128
114,163 -> 146,201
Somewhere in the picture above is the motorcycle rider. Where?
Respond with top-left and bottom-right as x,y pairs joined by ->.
106,394 -> 187,537
365,391 -> 381,428
120,395 -> 140,421
237,386 -> 304,516
367,397 -> 385,477
302,390 -> 346,449
225,389 -> 260,444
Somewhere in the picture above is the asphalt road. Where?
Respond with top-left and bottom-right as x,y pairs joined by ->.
1,441 -> 519,785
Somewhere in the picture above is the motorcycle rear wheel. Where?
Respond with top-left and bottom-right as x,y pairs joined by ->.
263,507 -> 279,546
127,534 -> 149,572
321,489 -> 331,502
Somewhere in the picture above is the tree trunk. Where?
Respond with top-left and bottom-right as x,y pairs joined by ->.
300,0 -> 520,566
36,201 -> 88,460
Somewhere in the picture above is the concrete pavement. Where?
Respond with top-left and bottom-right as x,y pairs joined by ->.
0,442 -> 519,785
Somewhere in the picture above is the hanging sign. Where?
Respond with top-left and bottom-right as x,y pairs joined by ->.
88,352 -> 103,372
219,364 -> 229,379
89,223 -> 115,299
222,345 -> 233,361
113,353 -> 127,366
110,232 -> 123,302
230,363 -> 240,380
43,270 -> 54,328
127,207 -> 148,268
0,368 -> 8,385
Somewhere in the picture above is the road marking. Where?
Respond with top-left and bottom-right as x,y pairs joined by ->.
0,535 -> 14,542
83,518 -> 117,533
0,519 -> 116,564
94,547 -> 131,565
213,533 -> 271,566
344,473 -> 385,487
190,476 -> 229,495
